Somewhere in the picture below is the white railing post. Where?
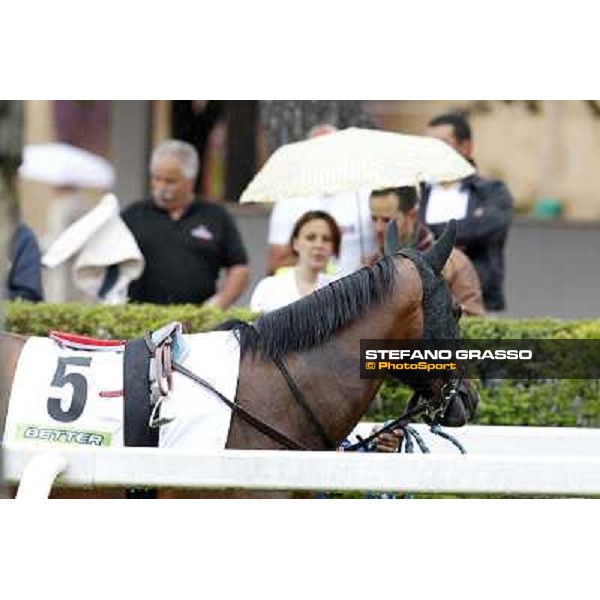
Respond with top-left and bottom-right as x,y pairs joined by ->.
15,452 -> 68,499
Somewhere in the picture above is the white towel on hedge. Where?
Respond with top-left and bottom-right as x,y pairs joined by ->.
42,194 -> 145,304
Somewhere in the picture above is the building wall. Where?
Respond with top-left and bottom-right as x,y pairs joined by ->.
365,100 -> 600,221
19,101 -> 104,240
22,100 -> 600,225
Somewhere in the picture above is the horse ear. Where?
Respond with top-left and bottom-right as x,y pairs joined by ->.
384,220 -> 400,256
425,219 -> 457,275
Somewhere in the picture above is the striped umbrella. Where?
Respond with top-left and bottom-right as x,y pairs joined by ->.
240,127 -> 475,204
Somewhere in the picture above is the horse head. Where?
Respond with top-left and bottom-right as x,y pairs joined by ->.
384,219 -> 475,426
384,218 -> 458,339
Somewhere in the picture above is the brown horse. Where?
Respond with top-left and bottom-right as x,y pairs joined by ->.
1,223 -> 463,498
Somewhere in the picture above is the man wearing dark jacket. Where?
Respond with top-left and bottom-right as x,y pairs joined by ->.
420,113 -> 513,311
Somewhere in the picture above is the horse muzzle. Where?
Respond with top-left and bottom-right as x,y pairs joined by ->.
435,379 -> 480,427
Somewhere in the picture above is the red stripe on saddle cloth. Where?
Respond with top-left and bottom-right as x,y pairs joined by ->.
50,330 -> 125,348
99,390 -> 124,398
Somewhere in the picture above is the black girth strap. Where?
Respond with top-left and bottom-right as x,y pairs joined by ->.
123,337 -> 158,499
123,337 -> 158,448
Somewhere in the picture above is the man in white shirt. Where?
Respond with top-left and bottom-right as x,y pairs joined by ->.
424,181 -> 470,225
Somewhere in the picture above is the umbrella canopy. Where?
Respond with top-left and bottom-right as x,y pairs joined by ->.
240,127 -> 475,204
19,142 -> 115,189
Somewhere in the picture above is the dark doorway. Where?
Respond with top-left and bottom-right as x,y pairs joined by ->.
171,100 -> 224,196
171,100 -> 258,202
224,101 -> 258,203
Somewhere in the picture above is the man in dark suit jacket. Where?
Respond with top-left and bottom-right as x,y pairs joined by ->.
420,113 -> 513,311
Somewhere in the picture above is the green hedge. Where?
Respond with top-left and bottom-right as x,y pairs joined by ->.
3,301 -> 256,339
4,303 -> 599,428
376,317 -> 600,427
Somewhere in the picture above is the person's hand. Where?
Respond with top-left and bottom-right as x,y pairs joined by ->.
203,295 -> 226,309
373,428 -> 404,453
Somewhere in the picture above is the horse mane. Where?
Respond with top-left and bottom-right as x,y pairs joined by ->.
216,256 -> 398,360
215,248 -> 457,403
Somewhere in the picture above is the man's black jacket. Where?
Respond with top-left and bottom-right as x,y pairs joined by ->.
419,174 -> 513,311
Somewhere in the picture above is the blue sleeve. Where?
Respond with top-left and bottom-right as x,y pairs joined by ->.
8,224 -> 44,302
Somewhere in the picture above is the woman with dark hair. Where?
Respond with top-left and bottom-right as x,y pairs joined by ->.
250,210 -> 341,313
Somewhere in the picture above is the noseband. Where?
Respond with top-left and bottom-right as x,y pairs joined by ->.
342,366 -> 464,452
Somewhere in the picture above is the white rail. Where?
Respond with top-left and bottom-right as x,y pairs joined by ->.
4,426 -> 600,498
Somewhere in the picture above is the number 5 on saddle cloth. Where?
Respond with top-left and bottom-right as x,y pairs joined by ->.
4,322 -> 240,452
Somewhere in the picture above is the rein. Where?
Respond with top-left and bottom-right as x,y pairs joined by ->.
171,359 -> 311,451
158,336 -> 464,455
343,391 -> 432,452
172,353 -> 463,454
170,345 -> 337,451
172,355 -> 337,451
271,354 -> 337,450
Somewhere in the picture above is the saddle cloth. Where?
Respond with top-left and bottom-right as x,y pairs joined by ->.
4,331 -> 241,451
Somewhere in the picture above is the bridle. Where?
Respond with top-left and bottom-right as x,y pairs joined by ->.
343,366 -> 465,452
164,325 -> 465,453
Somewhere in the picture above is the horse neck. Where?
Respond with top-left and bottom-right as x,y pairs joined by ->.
285,266 -> 424,446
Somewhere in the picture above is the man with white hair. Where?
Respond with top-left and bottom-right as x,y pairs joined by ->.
122,140 -> 249,307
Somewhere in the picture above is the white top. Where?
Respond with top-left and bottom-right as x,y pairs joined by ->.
267,191 -> 377,277
425,182 -> 470,224
250,269 -> 336,313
